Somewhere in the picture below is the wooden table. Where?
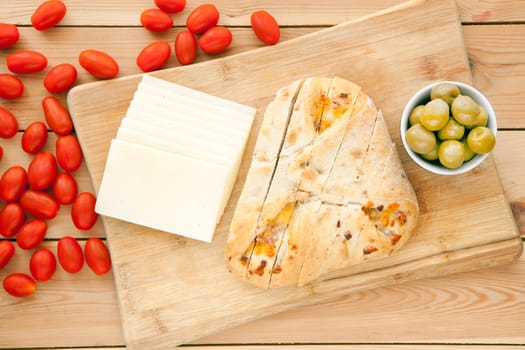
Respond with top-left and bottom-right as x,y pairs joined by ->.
1,1 -> 524,349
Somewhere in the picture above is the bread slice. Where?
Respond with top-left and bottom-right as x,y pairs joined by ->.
225,77 -> 419,288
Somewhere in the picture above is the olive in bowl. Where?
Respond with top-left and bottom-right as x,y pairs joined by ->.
400,81 -> 497,175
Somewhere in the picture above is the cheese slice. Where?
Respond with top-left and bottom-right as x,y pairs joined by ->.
116,127 -> 231,166
95,139 -> 230,242
119,118 -> 238,159
140,75 -> 256,117
124,107 -> 243,147
131,90 -> 252,132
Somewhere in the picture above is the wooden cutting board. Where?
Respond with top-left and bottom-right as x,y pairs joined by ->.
68,0 -> 522,348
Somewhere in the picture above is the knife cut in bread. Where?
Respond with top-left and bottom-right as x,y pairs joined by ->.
225,77 -> 419,288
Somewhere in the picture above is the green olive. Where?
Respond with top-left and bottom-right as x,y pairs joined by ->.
467,126 -> 496,154
405,123 -> 437,154
461,136 -> 476,161
437,118 -> 465,140
451,95 -> 480,125
421,141 -> 440,161
409,105 -> 425,125
421,99 -> 449,131
438,140 -> 465,169
464,105 -> 488,129
430,83 -> 460,105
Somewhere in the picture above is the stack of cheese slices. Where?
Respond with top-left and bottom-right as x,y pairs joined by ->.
95,75 -> 256,243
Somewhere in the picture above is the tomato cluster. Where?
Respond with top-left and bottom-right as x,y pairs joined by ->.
136,2 -> 281,72
0,0 -> 112,298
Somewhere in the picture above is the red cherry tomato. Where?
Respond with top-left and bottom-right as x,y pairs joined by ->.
186,4 -> 220,34
42,96 -> 73,136
79,49 -> 119,79
16,219 -> 47,250
250,10 -> 280,45
71,192 -> 98,230
53,172 -> 78,205
140,8 -> 173,33
0,203 -> 25,238
30,248 -> 56,281
20,189 -> 59,220
57,236 -> 83,273
84,238 -> 111,275
22,121 -> 48,155
7,50 -> 48,74
0,240 -> 15,269
0,23 -> 19,49
155,0 -> 185,13
28,152 -> 57,190
56,135 -> 82,172
199,26 -> 232,54
44,63 -> 78,94
31,0 -> 67,31
136,41 -> 171,73
0,166 -> 28,202
0,106 -> 18,139
3,273 -> 36,297
175,30 -> 197,65
0,74 -> 24,99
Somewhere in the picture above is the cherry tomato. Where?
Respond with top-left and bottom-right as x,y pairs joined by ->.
30,248 -> 56,282
53,172 -> 78,205
7,50 -> 48,74
79,49 -> 119,79
42,96 -> 73,136
56,135 -> 82,172
31,0 -> 66,31
57,236 -> 83,273
84,238 -> 111,275
199,26 -> 232,54
175,30 -> 197,65
44,63 -> 78,94
0,203 -> 25,238
0,74 -> 24,99
3,273 -> 36,297
0,23 -> 19,49
71,192 -> 98,230
0,106 -> 18,139
0,145 -> 3,161
28,152 -> 57,190
155,0 -> 185,13
16,219 -> 47,250
186,4 -> 220,34
22,121 -> 48,155
0,240 -> 15,269
136,41 -> 171,73
20,189 -> 60,220
0,166 -> 28,202
140,8 -> 173,32
250,10 -> 280,45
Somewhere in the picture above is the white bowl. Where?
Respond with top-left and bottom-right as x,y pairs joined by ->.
400,81 -> 497,175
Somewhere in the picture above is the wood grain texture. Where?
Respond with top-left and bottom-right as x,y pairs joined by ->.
31,347 -> 525,350
464,25 -> 525,129
0,242 -> 123,349
1,26 -> 524,129
67,0 -> 521,348
3,0 -> 525,25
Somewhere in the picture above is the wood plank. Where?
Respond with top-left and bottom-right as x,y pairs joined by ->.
34,347 -> 525,350
67,0 -> 521,348
1,26 -> 524,129
0,241 -> 123,349
1,241 -> 523,348
492,131 -> 525,237
4,0 -> 525,25
0,133 -> 105,239
463,25 -> 525,129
